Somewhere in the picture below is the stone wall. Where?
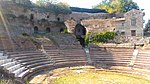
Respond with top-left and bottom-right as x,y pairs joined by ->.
115,9 -> 144,36
81,19 -> 116,33
34,21 -> 66,33
1,2 -> 144,37
114,36 -> 150,44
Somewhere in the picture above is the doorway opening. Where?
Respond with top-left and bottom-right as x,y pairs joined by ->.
34,26 -> 38,33
46,27 -> 51,33
75,24 -> 86,47
30,14 -> 34,21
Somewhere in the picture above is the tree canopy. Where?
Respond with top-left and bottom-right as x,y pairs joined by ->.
93,0 -> 139,13
34,0 -> 71,14
35,0 -> 58,6
145,20 -> 150,32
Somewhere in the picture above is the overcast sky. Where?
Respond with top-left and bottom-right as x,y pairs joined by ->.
31,0 -> 150,25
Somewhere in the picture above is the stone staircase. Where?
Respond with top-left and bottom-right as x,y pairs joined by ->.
42,33 -> 88,67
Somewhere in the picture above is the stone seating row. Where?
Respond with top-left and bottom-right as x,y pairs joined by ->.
6,50 -> 42,55
47,33 -> 79,46
89,46 -> 133,67
0,54 -> 28,78
0,46 -> 88,83
89,44 -> 150,71
134,50 -> 150,70
0,50 -> 53,80
45,48 -> 87,66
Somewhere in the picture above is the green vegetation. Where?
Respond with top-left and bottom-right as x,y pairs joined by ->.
45,66 -> 150,84
35,0 -> 58,6
34,0 -> 72,14
15,0 -> 71,14
16,0 -> 33,9
0,80 -> 15,84
94,0 -> 139,13
64,27 -> 68,33
85,32 -> 117,45
22,33 -> 30,37
145,20 -> 150,33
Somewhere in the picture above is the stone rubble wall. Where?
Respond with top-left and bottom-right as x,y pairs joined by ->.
114,36 -> 150,44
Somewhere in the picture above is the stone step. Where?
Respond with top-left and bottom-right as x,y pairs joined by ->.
0,56 -> 8,60
134,62 -> 150,65
9,53 -> 45,57
91,55 -> 132,57
91,57 -> 132,59
50,56 -> 86,59
45,50 -> 60,52
58,55 -> 86,57
17,69 -> 30,78
90,52 -> 111,55
0,52 -> 3,56
1,61 -> 16,69
30,63 -> 53,71
0,59 -> 12,65
139,52 -> 150,54
22,59 -> 50,66
90,52 -> 133,55
93,60 -> 127,63
133,65 -> 150,70
13,67 -> 26,77
6,51 -> 42,55
93,59 -> 130,62
7,64 -> 22,72
54,60 -> 67,63
94,61 -> 130,64
26,61 -> 51,68
17,57 -> 48,63
66,59 -> 87,62
136,59 -> 150,62
55,61 -> 87,66
137,55 -> 150,58
61,52 -> 85,55
12,55 -> 46,60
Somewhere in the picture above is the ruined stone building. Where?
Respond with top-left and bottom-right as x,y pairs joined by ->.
0,0 -> 144,38
67,8 -> 144,37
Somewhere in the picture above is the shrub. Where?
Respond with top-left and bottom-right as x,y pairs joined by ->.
85,32 -> 117,44
64,27 -> 68,33
22,33 -> 29,36
85,32 -> 93,45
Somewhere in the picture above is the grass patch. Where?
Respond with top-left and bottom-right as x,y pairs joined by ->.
30,66 -> 150,84
48,67 -> 150,84
0,79 -> 15,84
51,71 -> 150,84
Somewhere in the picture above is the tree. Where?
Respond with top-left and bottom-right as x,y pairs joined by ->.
145,20 -> 150,32
94,0 -> 139,13
48,2 -> 71,14
34,0 -> 71,14
123,0 -> 139,12
35,0 -> 57,6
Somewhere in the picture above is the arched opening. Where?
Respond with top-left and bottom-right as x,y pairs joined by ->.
60,28 -> 64,33
46,27 -> 51,33
34,26 -> 38,33
30,14 -> 34,20
57,17 -> 60,21
47,15 -> 49,18
75,24 -> 86,47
